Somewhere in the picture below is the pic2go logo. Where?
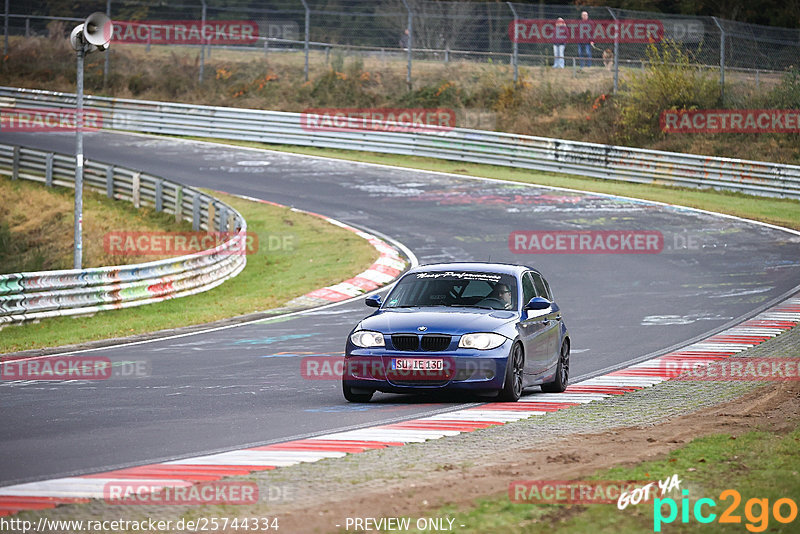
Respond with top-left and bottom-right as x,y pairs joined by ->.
653,489 -> 798,532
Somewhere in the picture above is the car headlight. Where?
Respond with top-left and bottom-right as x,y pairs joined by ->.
458,333 -> 507,350
350,330 -> 385,348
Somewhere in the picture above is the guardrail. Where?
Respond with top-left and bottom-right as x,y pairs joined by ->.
0,142 -> 247,326
1,86 -> 799,200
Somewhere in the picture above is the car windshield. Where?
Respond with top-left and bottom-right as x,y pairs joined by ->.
384,271 -> 518,310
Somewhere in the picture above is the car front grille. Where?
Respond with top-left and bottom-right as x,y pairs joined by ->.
421,334 -> 451,351
391,334 -> 419,351
391,334 -> 452,352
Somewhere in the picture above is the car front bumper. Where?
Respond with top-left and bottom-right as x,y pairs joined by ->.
343,340 -> 511,393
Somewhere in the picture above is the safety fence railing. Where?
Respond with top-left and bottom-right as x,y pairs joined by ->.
4,1 -> 799,93
2,85 -> 798,201
0,141 -> 247,326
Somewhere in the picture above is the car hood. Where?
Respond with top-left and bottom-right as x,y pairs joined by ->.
358,307 -> 518,336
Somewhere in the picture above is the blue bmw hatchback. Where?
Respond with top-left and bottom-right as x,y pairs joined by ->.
342,263 -> 570,402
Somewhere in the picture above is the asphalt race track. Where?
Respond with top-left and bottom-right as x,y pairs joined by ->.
2,131 -> 799,486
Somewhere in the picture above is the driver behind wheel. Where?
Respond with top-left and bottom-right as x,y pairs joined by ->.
479,283 -> 512,310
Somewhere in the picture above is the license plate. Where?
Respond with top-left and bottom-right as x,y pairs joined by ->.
392,358 -> 444,371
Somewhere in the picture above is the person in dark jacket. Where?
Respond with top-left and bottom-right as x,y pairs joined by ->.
577,11 -> 595,68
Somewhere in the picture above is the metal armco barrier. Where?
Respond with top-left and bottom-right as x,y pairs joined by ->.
1,86 -> 799,201
0,142 -> 247,326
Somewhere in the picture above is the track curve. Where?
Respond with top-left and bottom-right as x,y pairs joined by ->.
1,131 -> 799,486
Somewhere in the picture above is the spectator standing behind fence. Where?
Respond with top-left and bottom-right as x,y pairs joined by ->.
577,11 -> 594,68
553,18 -> 567,68
400,28 -> 409,50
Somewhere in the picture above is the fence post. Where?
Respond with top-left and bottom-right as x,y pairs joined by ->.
4,0 -> 8,59
199,0 -> 207,83
607,7 -> 619,94
46,153 -> 54,187
103,0 -> 111,87
507,2 -> 518,83
712,17 -> 725,106
105,164 -> 113,197
400,0 -> 412,90
300,0 -> 310,82
25,18 -> 29,38
11,145 -> 19,179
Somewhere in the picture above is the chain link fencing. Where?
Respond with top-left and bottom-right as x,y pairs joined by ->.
3,1 -> 799,95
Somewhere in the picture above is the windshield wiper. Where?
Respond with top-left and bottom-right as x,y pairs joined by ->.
448,304 -> 495,310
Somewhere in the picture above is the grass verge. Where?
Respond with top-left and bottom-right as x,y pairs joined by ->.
406,424 -> 800,533
0,175 -> 194,273
0,190 -> 378,354
191,139 -> 800,232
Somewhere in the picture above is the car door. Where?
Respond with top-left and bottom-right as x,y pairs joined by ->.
517,271 -> 549,376
531,271 -> 561,372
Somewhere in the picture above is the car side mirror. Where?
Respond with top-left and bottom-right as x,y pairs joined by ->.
524,297 -> 551,311
365,295 -> 382,308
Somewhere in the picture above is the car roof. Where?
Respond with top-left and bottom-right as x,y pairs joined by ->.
406,262 -> 535,277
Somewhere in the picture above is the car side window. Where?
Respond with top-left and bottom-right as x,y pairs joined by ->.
541,276 -> 554,301
522,272 -> 536,306
531,272 -> 548,299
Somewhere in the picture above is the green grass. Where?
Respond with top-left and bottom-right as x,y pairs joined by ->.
0,190 -> 378,353
390,425 -> 800,533
190,139 -> 800,232
0,175 -> 195,272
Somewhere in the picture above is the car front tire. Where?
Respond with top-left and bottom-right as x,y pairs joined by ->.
498,342 -> 524,402
342,381 -> 374,402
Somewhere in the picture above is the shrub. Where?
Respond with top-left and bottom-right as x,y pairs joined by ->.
616,40 -> 719,143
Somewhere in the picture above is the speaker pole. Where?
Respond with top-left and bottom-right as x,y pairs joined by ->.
74,44 -> 85,269
70,13 -> 112,269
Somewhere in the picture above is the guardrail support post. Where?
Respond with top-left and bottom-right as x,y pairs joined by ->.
155,179 -> 163,212
192,194 -> 201,231
105,165 -> 114,197
175,186 -> 183,223
132,172 -> 141,208
207,201 -> 216,232
11,146 -> 19,180
45,153 -> 54,186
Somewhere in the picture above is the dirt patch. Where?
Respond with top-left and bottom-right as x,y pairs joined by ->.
269,382 -> 800,533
